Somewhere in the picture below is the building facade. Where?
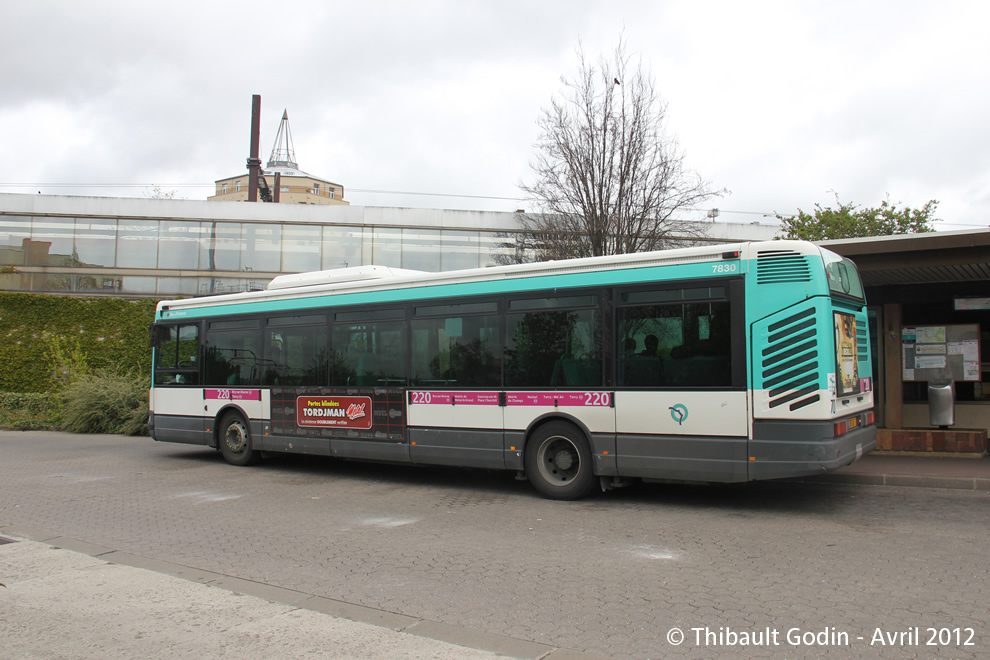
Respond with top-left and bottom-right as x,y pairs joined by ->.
209,170 -> 348,206
0,193 -> 777,299
208,110 -> 348,206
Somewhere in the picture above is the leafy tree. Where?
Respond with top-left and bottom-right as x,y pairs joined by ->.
775,194 -> 938,240
503,41 -> 722,263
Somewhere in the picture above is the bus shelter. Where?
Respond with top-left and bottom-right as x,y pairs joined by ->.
822,229 -> 990,453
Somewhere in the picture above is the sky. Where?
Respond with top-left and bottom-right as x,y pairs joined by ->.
2,0 -> 988,231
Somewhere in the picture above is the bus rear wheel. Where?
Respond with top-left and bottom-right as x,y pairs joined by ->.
219,413 -> 258,466
525,421 -> 596,500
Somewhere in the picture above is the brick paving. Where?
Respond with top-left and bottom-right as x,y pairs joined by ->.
1,430 -> 988,659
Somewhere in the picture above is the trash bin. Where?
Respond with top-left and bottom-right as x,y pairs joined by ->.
928,378 -> 955,428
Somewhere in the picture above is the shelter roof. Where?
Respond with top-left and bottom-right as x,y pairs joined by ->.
820,229 -> 990,286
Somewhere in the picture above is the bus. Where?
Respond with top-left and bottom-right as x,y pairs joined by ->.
148,239 -> 877,500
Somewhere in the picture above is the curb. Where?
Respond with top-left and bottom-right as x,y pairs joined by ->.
797,473 -> 990,491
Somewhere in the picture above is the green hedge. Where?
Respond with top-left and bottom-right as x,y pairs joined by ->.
0,293 -> 158,393
0,391 -> 62,430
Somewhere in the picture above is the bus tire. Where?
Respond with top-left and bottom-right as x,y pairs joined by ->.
525,421 -> 596,500
219,412 -> 258,466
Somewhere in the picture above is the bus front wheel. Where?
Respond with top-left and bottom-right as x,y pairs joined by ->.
525,421 -> 596,500
219,413 -> 259,466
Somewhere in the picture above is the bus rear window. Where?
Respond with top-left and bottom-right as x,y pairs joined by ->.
822,249 -> 865,300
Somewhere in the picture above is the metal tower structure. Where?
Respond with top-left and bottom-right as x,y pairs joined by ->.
267,110 -> 298,169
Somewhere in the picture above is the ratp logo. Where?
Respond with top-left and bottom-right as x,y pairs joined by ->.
669,404 -> 688,425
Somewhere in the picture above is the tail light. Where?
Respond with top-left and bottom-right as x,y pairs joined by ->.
834,410 -> 875,437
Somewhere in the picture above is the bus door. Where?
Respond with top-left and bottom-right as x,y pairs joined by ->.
407,303 -> 504,469
151,322 -> 212,446
324,315 -> 409,462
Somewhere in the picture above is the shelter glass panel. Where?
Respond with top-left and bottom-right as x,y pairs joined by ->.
156,276 -> 200,296
372,227 -> 402,269
402,228 -> 441,272
281,223 -> 322,273
199,277 -> 258,295
243,223 -> 281,272
74,218 -> 117,267
71,272 -> 112,294
0,216 -> 31,265
32,274 -> 73,292
29,217 -> 74,266
120,276 -> 158,294
158,221 -> 202,269
116,219 -> 160,268
200,222 -> 242,271
322,225 -> 362,270
440,230 -> 482,271
485,231 -> 529,266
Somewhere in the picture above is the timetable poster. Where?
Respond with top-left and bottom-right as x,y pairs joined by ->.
902,324 -> 981,382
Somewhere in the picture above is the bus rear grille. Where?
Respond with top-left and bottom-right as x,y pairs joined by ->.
762,305 -> 821,411
756,250 -> 812,284
857,317 -> 870,372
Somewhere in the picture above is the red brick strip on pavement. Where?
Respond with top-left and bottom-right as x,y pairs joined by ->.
804,451 -> 990,490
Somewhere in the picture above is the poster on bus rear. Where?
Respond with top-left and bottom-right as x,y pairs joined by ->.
834,312 -> 860,397
296,395 -> 373,429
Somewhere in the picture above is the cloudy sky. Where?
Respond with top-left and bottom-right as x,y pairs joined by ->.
2,0 -> 988,230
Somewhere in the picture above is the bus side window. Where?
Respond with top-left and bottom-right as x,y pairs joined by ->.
331,321 -> 407,386
506,306 -> 600,387
176,325 -> 199,368
618,297 -> 731,388
411,313 -> 500,387
204,320 -> 262,386
154,324 -> 201,386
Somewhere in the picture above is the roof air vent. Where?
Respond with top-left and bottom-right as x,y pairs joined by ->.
756,249 -> 812,284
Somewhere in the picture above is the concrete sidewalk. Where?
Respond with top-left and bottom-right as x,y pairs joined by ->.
806,450 -> 990,490
0,527 -> 600,660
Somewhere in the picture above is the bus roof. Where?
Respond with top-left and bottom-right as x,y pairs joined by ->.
155,239 -> 825,315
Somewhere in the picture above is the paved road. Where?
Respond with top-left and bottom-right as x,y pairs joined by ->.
1,431 -> 988,659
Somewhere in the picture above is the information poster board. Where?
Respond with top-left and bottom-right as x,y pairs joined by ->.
901,324 -> 981,382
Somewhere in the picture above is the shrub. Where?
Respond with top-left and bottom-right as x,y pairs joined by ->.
60,368 -> 149,436
44,334 -> 89,391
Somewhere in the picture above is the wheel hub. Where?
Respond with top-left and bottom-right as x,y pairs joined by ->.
540,436 -> 580,484
225,425 -> 246,452
554,449 -> 575,471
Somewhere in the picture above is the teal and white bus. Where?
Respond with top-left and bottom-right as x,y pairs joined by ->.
149,239 -> 876,499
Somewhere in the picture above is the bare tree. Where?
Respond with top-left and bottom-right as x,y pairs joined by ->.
144,185 -> 181,200
505,41 -> 723,264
